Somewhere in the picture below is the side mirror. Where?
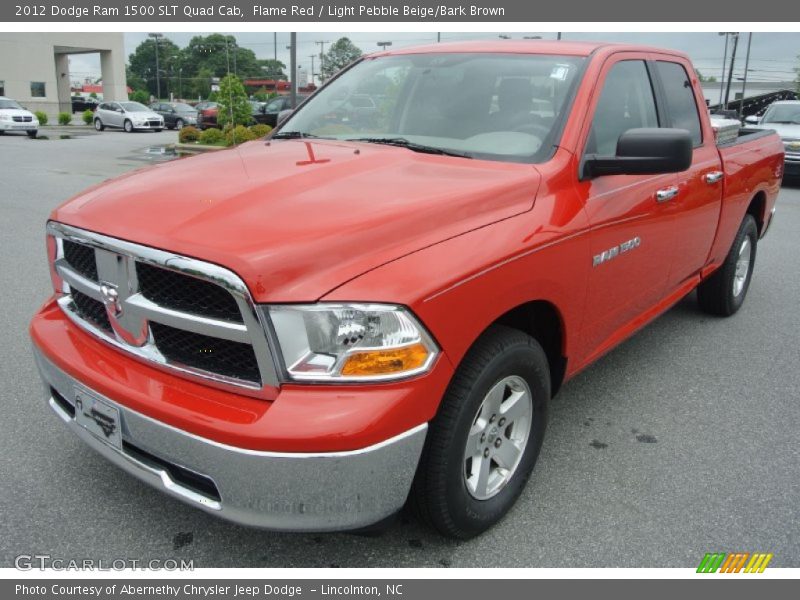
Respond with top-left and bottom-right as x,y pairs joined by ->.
582,128 -> 693,179
744,115 -> 760,125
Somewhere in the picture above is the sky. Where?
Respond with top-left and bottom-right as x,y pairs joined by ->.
65,31 -> 799,87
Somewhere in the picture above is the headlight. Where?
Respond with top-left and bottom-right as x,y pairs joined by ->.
0,114 -> 11,121
266,304 -> 438,382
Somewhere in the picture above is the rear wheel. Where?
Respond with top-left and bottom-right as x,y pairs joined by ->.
124,119 -> 133,133
697,214 -> 758,316
94,118 -> 104,131
411,325 -> 549,539
175,118 -> 184,130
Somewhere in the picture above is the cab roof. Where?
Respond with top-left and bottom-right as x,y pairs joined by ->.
372,40 -> 688,59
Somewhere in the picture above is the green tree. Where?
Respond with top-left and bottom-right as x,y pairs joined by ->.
180,34 -> 261,80
188,66 -> 214,100
258,59 -> 287,80
129,89 -> 149,104
696,70 -> 717,83
321,37 -> 363,80
128,35 -> 181,98
216,74 -> 252,128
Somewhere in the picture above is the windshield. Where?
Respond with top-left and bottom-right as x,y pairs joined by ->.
0,99 -> 23,110
762,103 -> 800,124
278,53 -> 585,162
173,103 -> 195,112
120,102 -> 149,112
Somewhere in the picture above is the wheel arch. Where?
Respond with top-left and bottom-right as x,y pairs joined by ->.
746,190 -> 768,235
489,300 -> 567,396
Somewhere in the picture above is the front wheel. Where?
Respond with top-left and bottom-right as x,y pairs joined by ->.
175,118 -> 184,130
123,120 -> 133,133
94,118 -> 104,131
27,130 -> 37,138
410,325 -> 549,539
697,214 -> 758,316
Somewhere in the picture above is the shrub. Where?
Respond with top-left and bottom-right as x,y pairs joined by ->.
224,125 -> 257,146
130,89 -> 149,104
82,109 -> 94,125
178,125 -> 200,143
58,112 -> 72,125
35,111 -> 48,125
249,123 -> 272,138
199,127 -> 224,145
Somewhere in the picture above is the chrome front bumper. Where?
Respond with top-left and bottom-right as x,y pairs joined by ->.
33,347 -> 427,531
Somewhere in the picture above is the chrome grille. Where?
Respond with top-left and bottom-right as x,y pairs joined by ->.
47,222 -> 278,397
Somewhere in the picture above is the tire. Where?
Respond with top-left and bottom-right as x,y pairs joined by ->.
124,120 -> 133,133
410,325 -> 549,539
167,125 -> 175,130
154,128 -> 162,133
176,118 -> 184,130
697,214 -> 758,316
94,118 -> 104,131
27,130 -> 37,138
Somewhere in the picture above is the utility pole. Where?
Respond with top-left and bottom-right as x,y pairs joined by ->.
557,32 -> 562,40
739,33 -> 753,118
274,32 -> 277,61
724,32 -> 739,110
437,32 -> 441,42
316,40 -> 327,81
309,55 -> 316,86
290,33 -> 297,108
718,32 -> 730,107
148,33 -> 163,100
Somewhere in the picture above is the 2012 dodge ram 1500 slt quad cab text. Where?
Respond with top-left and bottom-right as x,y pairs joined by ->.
30,42 -> 784,539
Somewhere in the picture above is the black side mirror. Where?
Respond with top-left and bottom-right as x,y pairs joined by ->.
582,128 -> 693,179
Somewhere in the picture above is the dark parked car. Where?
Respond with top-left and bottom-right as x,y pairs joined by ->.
149,102 -> 198,129
251,95 -> 308,128
71,96 -> 99,113
196,102 -> 218,129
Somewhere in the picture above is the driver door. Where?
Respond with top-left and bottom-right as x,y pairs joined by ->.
575,55 -> 678,362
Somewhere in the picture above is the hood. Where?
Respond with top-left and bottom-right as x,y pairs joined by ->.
52,139 -> 541,302
127,110 -> 162,119
753,122 -> 800,140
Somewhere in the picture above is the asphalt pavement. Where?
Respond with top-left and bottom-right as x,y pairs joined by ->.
0,129 -> 798,568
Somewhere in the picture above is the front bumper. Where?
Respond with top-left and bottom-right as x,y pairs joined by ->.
33,345 -> 428,531
783,155 -> 800,176
0,121 -> 37,131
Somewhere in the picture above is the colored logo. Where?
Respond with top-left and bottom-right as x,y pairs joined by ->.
697,552 -> 773,573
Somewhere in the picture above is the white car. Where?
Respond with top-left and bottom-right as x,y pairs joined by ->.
0,96 -> 39,137
746,100 -> 800,177
93,100 -> 164,133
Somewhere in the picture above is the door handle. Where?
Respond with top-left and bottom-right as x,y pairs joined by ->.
705,171 -> 724,184
655,186 -> 680,202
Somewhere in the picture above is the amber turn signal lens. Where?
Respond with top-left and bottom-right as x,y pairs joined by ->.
340,342 -> 430,377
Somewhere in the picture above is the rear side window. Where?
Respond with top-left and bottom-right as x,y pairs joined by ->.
588,60 -> 659,156
656,61 -> 703,146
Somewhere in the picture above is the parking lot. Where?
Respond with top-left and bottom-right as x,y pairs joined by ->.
1,130 -> 798,568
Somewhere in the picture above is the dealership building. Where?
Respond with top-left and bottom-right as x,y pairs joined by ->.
0,33 -> 128,117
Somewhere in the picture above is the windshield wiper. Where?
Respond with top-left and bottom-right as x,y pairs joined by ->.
348,137 -> 473,159
271,131 -> 320,139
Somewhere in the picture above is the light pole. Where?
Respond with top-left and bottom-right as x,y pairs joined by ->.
739,33 -> 753,118
290,32 -> 297,108
724,32 -> 740,110
499,34 -> 511,40
377,41 -> 392,51
309,55 -> 316,86
148,33 -> 163,100
719,32 -> 730,107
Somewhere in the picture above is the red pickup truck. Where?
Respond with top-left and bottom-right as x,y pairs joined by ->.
30,41 -> 783,539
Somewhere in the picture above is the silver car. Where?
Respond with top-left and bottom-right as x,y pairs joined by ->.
93,101 -> 164,133
747,100 -> 800,177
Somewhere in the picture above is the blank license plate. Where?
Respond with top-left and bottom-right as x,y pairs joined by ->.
74,387 -> 122,449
